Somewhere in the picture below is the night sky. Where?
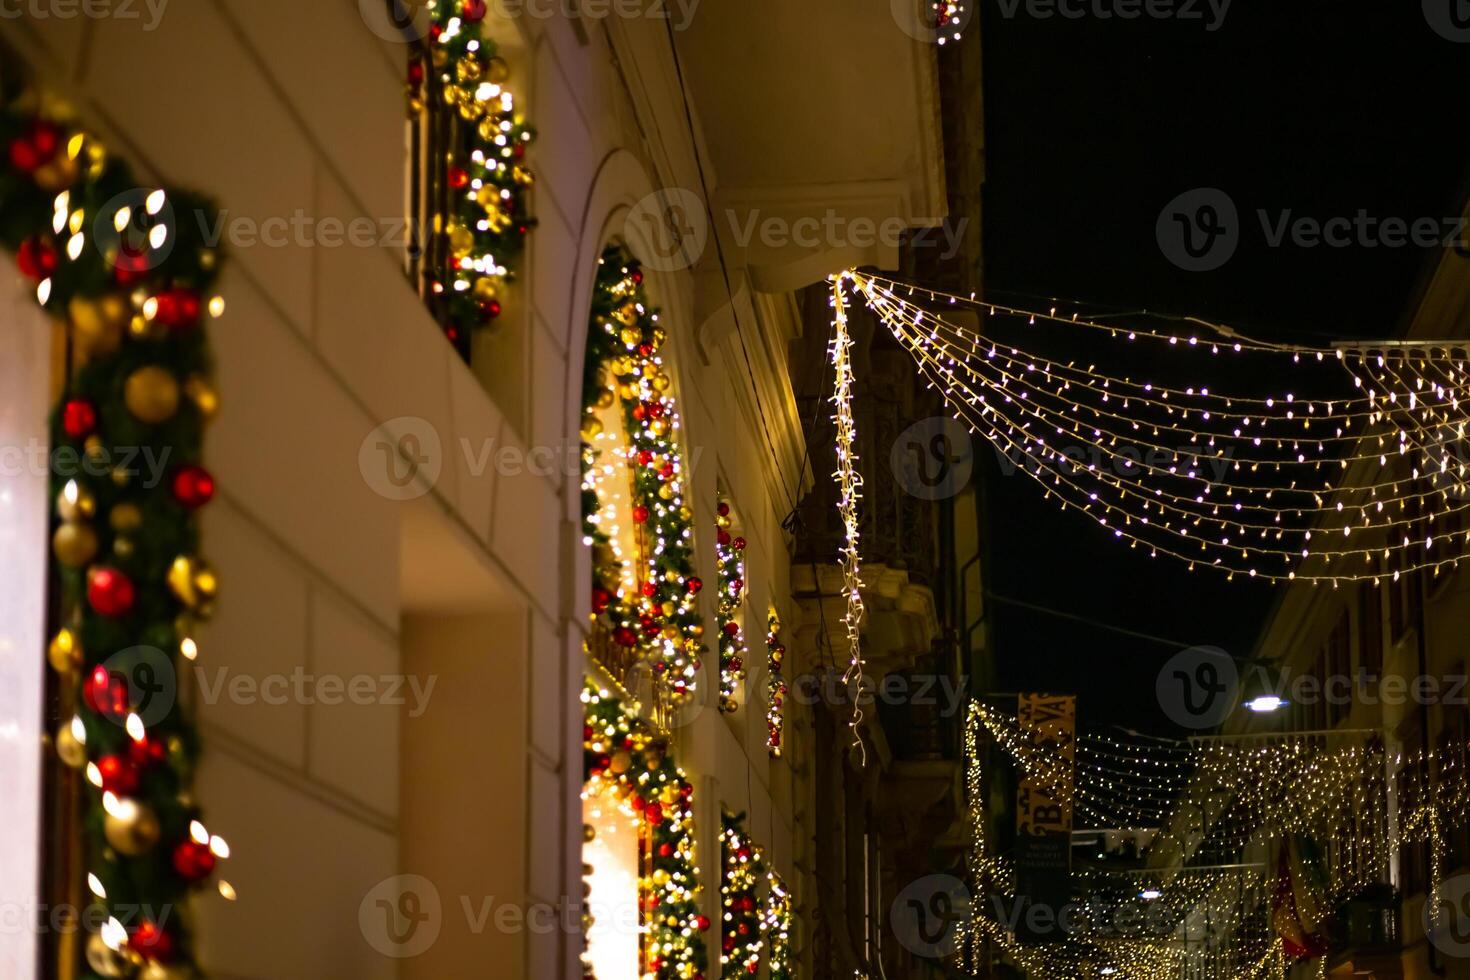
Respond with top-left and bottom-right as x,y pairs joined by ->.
976,1 -> 1470,735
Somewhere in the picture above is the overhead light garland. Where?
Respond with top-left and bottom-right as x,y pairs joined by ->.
844,271 -> 1470,585
582,246 -> 706,707
715,498 -> 749,714
582,681 -> 711,980
719,811 -> 766,978
3,81 -> 230,975
407,0 -> 536,348
765,611 -> 787,758
828,277 -> 868,761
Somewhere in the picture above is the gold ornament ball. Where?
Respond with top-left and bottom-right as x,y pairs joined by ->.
69,294 -> 129,356
110,503 -> 144,533
447,224 -> 475,258
486,56 -> 511,83
32,152 -> 79,191
83,435 -> 107,464
619,327 -> 641,348
167,555 -> 218,615
56,482 -> 96,522
84,933 -> 131,978
124,366 -> 180,424
104,800 -> 161,856
113,537 -> 135,560
580,415 -> 604,441
455,55 -> 483,83
184,374 -> 220,420
140,963 -> 193,980
594,388 -> 616,410
52,522 -> 99,568
472,276 -> 499,302
652,373 -> 672,393
48,629 -> 82,673
609,750 -> 632,775
583,823 -> 597,843
55,721 -> 87,768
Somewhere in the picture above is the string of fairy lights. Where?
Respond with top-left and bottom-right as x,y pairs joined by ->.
715,498 -> 750,714
828,279 -> 869,761
961,700 -> 1470,980
838,270 -> 1470,585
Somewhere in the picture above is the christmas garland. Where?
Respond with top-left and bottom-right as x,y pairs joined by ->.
762,870 -> 793,980
2,77 -> 226,977
714,499 -> 748,714
406,0 -> 535,350
581,246 -> 705,703
765,612 -> 787,757
582,681 -> 710,980
719,811 -> 766,978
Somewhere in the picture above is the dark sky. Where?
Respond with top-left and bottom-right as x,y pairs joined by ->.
977,0 -> 1470,735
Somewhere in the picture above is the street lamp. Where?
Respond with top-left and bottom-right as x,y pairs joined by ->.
1244,695 -> 1288,713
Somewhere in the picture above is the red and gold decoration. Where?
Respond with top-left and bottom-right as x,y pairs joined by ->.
762,871 -> 793,980
582,682 -> 709,980
719,812 -> 765,978
714,499 -> 748,714
581,246 -> 705,705
765,611 -> 787,758
3,76 -> 228,975
406,0 -> 536,348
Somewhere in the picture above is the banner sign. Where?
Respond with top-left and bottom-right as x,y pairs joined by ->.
1014,693 -> 1076,943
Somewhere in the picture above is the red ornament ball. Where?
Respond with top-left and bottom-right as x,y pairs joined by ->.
591,587 -> 611,614
113,245 -> 152,285
130,920 -> 174,962
733,536 -> 746,551
613,626 -> 638,648
723,621 -> 740,637
461,0 -> 487,19
172,838 -> 218,882
128,736 -> 168,768
687,577 -> 703,594
84,665 -> 130,719
87,567 -> 136,617
17,236 -> 58,280
172,464 -> 216,510
96,754 -> 139,795
407,59 -> 425,86
717,501 -> 730,517
632,505 -> 649,524
481,299 -> 502,319
8,120 -> 61,172
717,528 -> 731,547
695,914 -> 711,932
448,166 -> 469,189
61,399 -> 98,439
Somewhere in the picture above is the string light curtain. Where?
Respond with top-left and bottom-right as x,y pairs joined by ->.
839,271 -> 1470,586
